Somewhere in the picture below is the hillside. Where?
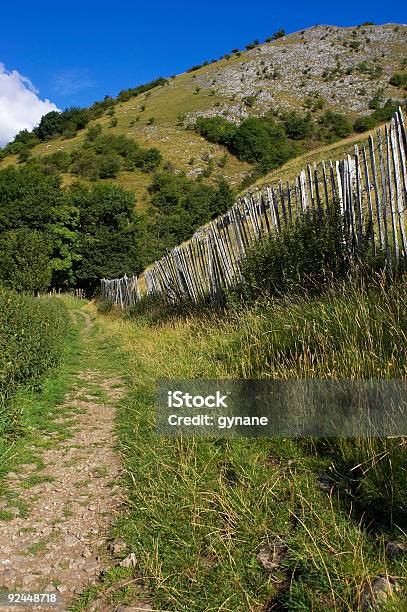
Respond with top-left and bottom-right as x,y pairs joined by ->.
1,23 -> 406,212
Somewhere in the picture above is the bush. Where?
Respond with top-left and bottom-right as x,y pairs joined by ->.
353,116 -> 374,133
71,150 -> 101,180
80,133 -> 161,174
389,73 -> 407,89
232,118 -> 288,163
265,28 -> 286,42
39,151 -> 71,174
318,111 -> 352,142
97,153 -> 122,178
0,289 -> 69,434
135,148 -> 162,173
195,117 -> 237,146
354,100 -> 399,133
85,123 -> 103,142
18,148 -> 31,163
281,111 -> 313,140
195,115 -> 299,176
237,204 -> 349,301
245,39 -> 260,50
116,77 -> 168,103
0,229 -> 53,292
35,107 -> 90,141
141,173 -> 235,259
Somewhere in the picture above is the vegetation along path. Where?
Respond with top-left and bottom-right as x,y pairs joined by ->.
0,303 -> 137,611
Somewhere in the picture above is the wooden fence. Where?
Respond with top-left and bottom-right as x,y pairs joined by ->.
101,108 -> 407,307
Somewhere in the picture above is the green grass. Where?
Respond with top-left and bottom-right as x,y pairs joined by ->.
26,538 -> 49,556
19,474 -> 55,489
90,279 -> 407,611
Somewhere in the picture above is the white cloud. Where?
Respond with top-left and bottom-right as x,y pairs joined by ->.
0,63 -> 59,147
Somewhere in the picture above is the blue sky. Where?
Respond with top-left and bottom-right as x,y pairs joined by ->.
1,0 -> 405,110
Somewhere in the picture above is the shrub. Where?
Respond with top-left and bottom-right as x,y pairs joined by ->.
237,204 -> 349,300
232,118 -> 288,163
195,115 -> 298,175
1,130 -> 39,157
281,111 -> 313,140
39,151 -> 71,174
354,100 -> 399,133
195,117 -> 237,146
35,107 -> 90,141
353,116 -> 374,133
218,154 -> 228,168
245,39 -> 260,50
116,77 -> 168,103
266,28 -> 286,42
0,229 -> 53,292
135,148 -> 162,173
18,148 -> 31,163
85,123 -> 103,142
389,73 -> 407,89
304,93 -> 326,112
62,125 -> 77,139
368,88 -> 385,110
143,173 -> 235,257
0,289 -> 69,434
318,111 -> 352,142
71,150 -> 100,180
97,153 -> 122,178
243,95 -> 256,107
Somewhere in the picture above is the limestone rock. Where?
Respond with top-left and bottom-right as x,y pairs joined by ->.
119,553 -> 138,568
257,536 -> 288,573
110,537 -> 127,557
360,576 -> 399,610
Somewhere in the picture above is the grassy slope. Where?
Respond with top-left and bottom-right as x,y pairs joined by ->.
84,283 -> 407,611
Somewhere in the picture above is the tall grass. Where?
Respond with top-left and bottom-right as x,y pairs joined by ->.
93,198 -> 407,609
95,279 -> 407,610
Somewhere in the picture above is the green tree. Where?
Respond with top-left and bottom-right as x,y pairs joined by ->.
67,183 -> 139,292
97,154 -> 122,178
35,111 -> 64,140
85,123 -> 103,142
0,229 -> 52,292
0,165 -> 80,288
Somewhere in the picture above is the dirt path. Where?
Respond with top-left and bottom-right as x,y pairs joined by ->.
0,308 -> 128,611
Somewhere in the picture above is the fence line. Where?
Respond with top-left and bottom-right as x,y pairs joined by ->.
101,108 -> 407,307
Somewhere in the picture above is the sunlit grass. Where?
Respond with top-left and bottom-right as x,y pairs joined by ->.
91,280 -> 407,610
